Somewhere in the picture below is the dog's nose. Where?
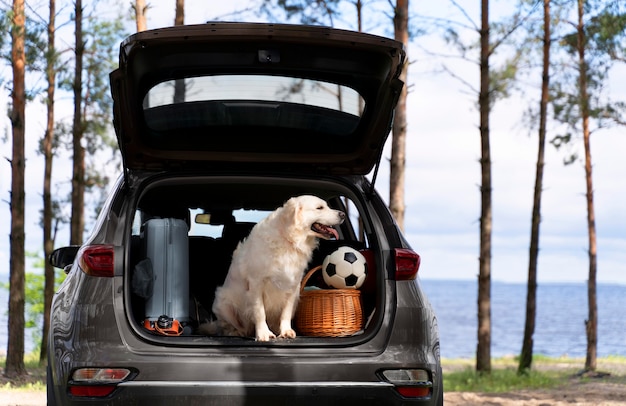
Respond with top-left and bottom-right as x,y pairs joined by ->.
339,211 -> 346,220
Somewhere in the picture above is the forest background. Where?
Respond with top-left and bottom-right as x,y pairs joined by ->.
0,0 -> 625,377
2,0 -> 624,285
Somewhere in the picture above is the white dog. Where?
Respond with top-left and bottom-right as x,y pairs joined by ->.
201,195 -> 345,341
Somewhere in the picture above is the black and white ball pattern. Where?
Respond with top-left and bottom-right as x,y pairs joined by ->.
322,246 -> 368,289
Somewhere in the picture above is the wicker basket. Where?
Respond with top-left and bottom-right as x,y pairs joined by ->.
295,266 -> 363,337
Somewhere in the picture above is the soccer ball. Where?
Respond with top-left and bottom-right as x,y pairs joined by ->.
322,246 -> 368,290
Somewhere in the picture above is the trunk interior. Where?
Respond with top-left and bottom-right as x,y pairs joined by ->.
126,176 -> 382,343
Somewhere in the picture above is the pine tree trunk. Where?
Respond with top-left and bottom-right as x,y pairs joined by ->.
6,0 -> 27,378
583,124 -> 598,372
135,0 -> 147,32
40,0 -> 56,366
577,0 -> 597,372
390,0 -> 408,231
71,0 -> 85,246
519,0 -> 550,374
173,0 -> 185,103
476,0 -> 492,374
136,0 -> 148,108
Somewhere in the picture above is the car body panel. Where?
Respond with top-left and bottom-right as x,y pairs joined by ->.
48,171 -> 442,404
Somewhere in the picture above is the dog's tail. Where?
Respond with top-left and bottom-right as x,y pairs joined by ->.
198,320 -> 221,336
198,319 -> 246,337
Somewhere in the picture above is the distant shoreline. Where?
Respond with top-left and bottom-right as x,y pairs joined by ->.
2,272 -> 626,285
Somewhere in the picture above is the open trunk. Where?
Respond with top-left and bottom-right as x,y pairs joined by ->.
126,175 -> 384,345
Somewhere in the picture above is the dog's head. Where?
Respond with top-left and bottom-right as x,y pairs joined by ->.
283,195 -> 345,240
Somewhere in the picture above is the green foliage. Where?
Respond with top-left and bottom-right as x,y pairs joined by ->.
586,5 -> 626,61
54,6 -> 128,225
23,19 -> 47,77
1,252 -> 67,350
550,1 -> 626,159
489,53 -> 523,105
550,131 -> 579,165
444,366 -> 564,392
81,15 -> 126,210
0,6 -> 48,96
260,0 -> 342,26
28,255 -> 66,349
0,8 -> 9,55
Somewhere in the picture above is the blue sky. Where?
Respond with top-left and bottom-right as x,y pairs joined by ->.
0,0 -> 624,284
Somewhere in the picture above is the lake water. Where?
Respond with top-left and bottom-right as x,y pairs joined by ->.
421,278 -> 626,359
1,277 -> 624,358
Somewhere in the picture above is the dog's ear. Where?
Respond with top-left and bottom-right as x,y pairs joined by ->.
295,200 -> 305,226
283,197 -> 304,228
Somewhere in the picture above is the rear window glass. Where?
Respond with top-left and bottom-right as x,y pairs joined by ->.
146,75 -> 363,116
142,75 -> 364,138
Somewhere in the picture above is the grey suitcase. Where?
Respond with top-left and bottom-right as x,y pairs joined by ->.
142,218 -> 190,330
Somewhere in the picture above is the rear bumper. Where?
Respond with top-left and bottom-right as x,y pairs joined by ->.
58,380 -> 436,405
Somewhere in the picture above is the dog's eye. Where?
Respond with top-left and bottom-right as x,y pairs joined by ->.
317,206 -> 324,210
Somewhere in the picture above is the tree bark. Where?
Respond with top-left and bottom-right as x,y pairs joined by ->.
135,0 -> 148,32
518,0 -> 550,374
577,0 -> 597,372
175,0 -> 184,25
70,0 -> 85,246
40,0 -> 56,366
6,0 -> 27,378
136,0 -> 149,108
390,0 -> 408,231
173,0 -> 185,103
476,0 -> 492,374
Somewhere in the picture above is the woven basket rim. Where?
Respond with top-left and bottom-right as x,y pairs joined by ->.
300,265 -> 363,294
296,266 -> 363,337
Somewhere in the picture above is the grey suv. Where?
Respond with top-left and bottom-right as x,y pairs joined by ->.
47,22 -> 442,405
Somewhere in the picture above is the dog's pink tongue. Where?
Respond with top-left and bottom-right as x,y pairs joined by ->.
314,223 -> 339,239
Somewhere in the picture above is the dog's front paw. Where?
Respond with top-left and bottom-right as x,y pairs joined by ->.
256,327 -> 276,342
278,328 -> 296,339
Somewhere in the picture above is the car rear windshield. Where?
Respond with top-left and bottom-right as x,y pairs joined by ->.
143,75 -> 364,137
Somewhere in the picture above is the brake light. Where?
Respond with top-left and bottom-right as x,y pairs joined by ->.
69,367 -> 133,398
78,245 -> 115,277
381,368 -> 432,398
394,248 -> 420,280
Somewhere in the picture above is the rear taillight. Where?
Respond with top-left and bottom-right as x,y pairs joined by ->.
380,368 -> 432,398
68,367 -> 133,398
394,248 -> 420,280
78,245 -> 115,277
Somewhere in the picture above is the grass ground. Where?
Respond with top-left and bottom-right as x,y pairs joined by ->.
0,353 -> 46,391
442,355 -> 626,392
